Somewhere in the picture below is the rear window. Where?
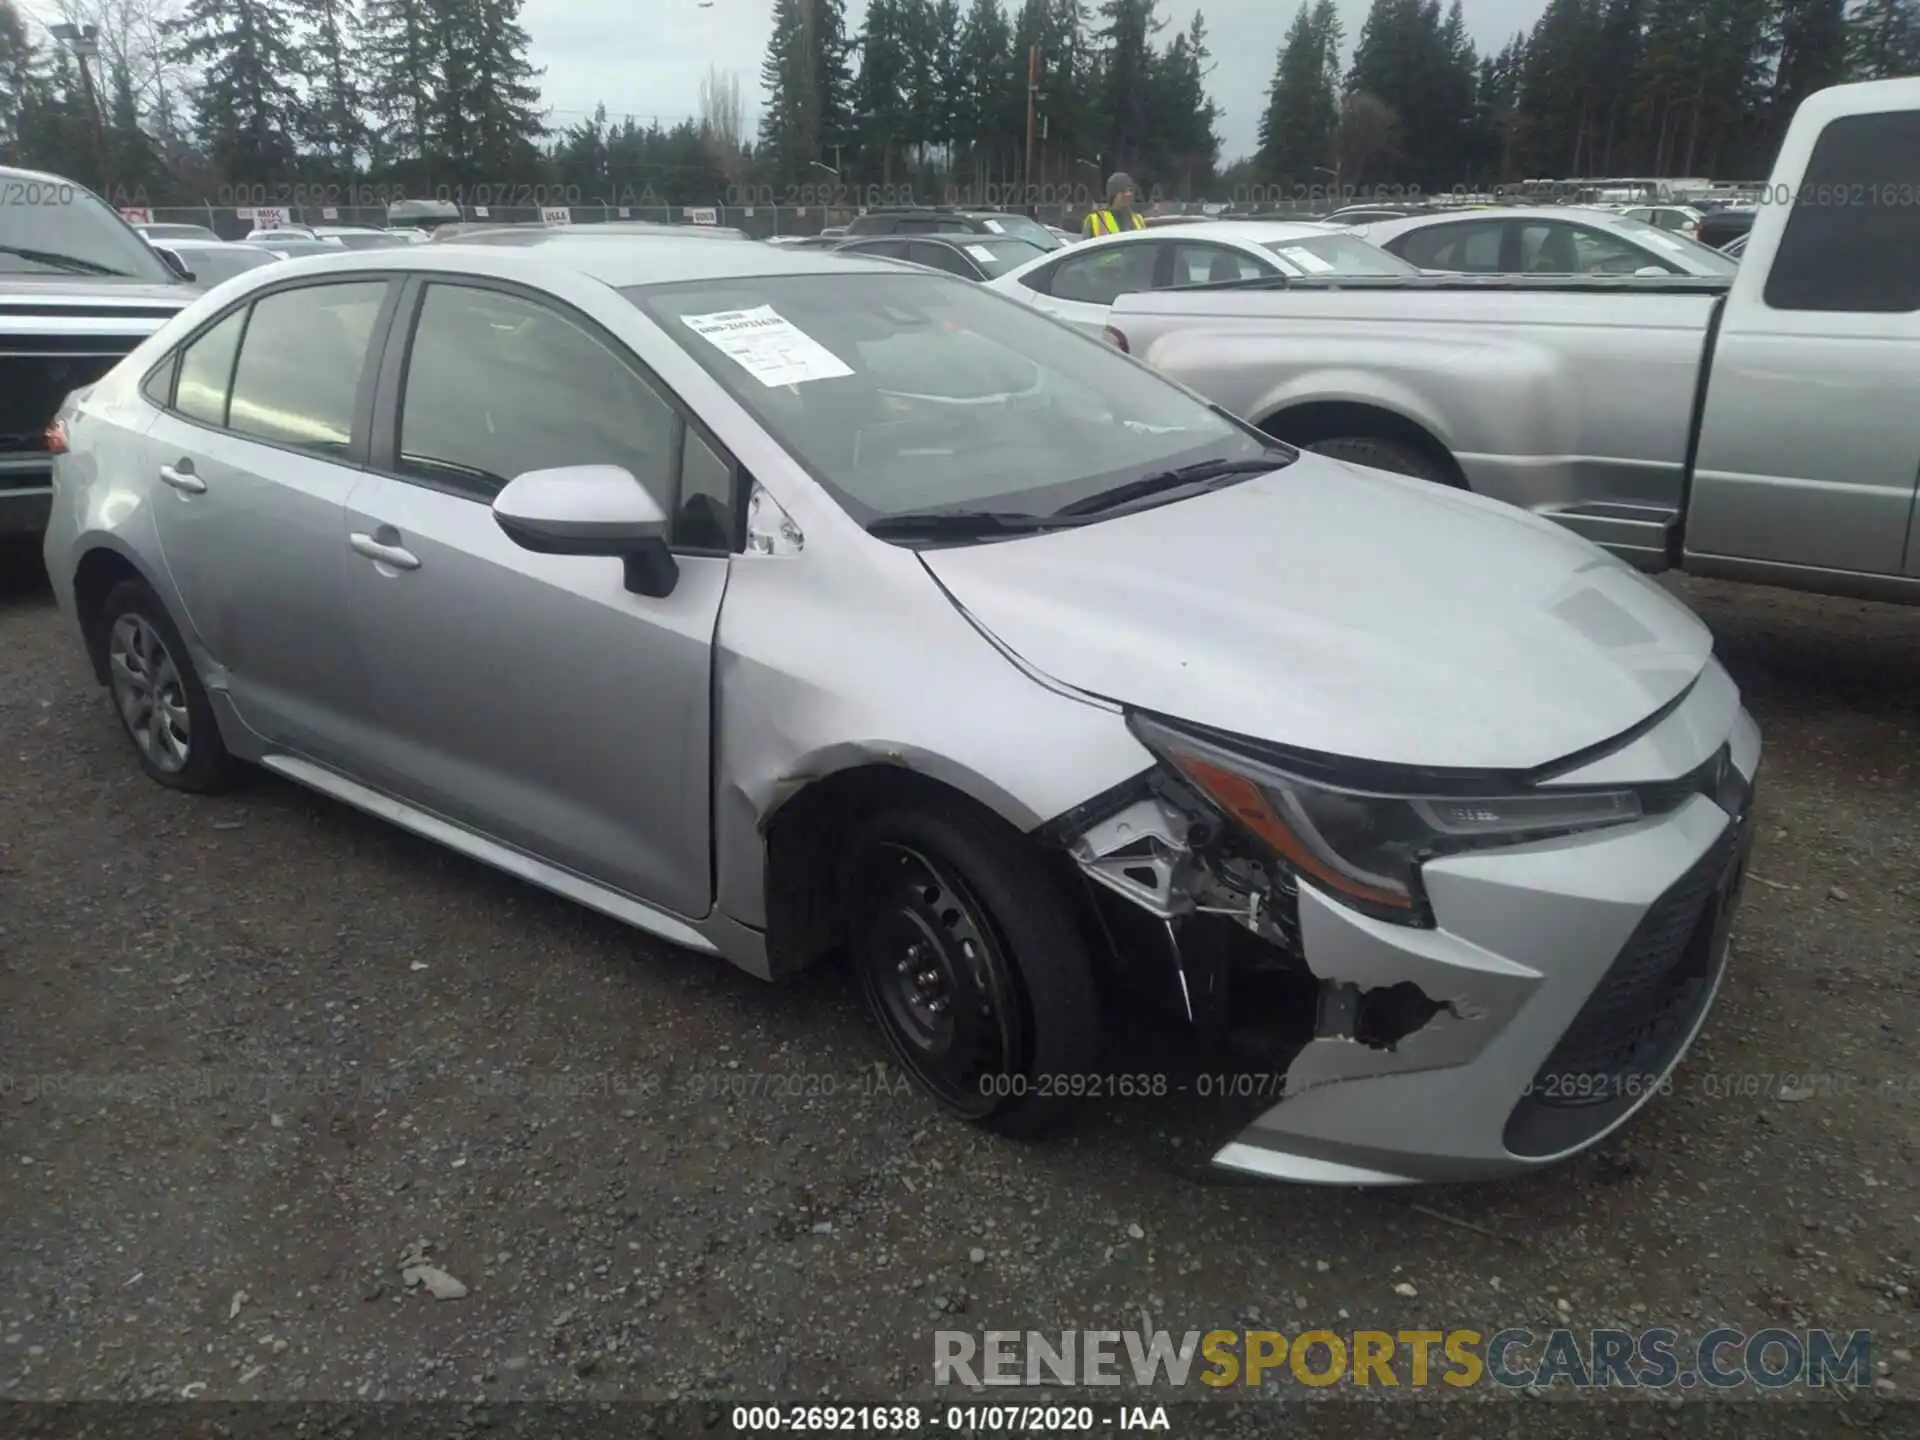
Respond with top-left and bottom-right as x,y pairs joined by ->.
1261,234 -> 1420,276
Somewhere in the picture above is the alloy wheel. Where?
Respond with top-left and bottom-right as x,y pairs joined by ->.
108,613 -> 191,773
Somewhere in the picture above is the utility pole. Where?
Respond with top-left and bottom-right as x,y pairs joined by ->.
1023,45 -> 1038,203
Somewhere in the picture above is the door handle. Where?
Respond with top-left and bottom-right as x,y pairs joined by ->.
350,532 -> 421,570
158,463 -> 206,494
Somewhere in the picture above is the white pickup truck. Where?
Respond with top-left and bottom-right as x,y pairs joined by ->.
1105,77 -> 1920,606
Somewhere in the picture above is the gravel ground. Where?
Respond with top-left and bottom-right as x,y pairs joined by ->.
2,558 -> 1916,1427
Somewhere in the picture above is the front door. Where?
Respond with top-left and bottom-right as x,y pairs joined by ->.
144,277 -> 393,762
343,278 -> 736,920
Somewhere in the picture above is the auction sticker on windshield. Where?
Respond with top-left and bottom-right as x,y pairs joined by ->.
681,305 -> 854,387
1275,245 -> 1336,273
964,244 -> 996,262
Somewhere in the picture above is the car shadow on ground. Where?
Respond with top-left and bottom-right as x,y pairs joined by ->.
0,547 -> 55,609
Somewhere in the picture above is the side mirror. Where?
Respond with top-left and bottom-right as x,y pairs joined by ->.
157,247 -> 196,283
492,464 -> 679,597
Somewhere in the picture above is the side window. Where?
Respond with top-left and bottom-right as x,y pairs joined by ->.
1049,243 -> 1159,305
1395,221 -> 1503,271
1567,223 -> 1669,274
172,308 -> 247,426
227,281 -> 387,453
1168,243 -> 1267,285
397,282 -> 678,503
909,242 -> 975,276
676,426 -> 736,550
1766,110 -> 1920,313
893,216 -> 947,233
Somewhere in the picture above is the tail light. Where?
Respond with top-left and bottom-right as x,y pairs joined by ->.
1102,324 -> 1129,353
44,418 -> 69,455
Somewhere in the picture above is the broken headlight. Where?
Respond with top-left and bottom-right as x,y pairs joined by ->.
1130,715 -> 1642,923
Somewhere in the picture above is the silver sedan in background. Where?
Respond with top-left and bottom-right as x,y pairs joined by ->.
43,238 -> 1757,1184
1351,206 -> 1741,277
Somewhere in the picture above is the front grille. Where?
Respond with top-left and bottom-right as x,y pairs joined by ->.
1503,821 -> 1741,1158
0,353 -> 129,453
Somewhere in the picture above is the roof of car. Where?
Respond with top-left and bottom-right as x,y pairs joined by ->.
1072,220 -> 1345,244
253,234 -> 909,289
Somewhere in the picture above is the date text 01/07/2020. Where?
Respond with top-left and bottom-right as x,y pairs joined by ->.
729,1405 -> 1172,1432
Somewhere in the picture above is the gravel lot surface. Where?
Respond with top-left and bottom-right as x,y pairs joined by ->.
2,558 -> 1916,1428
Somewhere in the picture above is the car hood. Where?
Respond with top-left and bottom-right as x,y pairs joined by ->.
917,457 -> 1714,771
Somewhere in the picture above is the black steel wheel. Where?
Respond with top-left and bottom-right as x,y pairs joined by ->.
845,803 -> 1101,1136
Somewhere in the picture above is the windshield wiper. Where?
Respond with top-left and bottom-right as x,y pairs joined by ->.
1053,455 -> 1289,518
0,245 -> 128,276
866,509 -> 1083,541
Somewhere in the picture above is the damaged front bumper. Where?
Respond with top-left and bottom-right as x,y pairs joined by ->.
1062,681 -> 1761,1186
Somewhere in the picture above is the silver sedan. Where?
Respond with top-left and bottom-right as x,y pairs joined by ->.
43,237 -> 1758,1184
1352,206 -> 1740,277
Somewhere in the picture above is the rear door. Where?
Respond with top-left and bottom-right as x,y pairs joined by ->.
342,276 -> 737,919
143,276 -> 396,764
1380,216 -> 1510,272
1687,105 -> 1920,579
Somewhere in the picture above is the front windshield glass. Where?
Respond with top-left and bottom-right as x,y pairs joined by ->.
967,213 -> 1059,249
629,270 -> 1277,525
963,237 -> 1047,276
1261,233 -> 1420,276
1610,216 -> 1738,274
0,178 -> 174,279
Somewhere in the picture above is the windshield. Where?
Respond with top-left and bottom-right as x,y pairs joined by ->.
0,178 -> 174,279
1261,234 -> 1420,276
629,271 -> 1276,526
969,213 -> 1060,250
961,237 -> 1047,276
1610,217 -> 1738,274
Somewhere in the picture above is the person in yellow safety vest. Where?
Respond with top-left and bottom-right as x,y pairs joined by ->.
1083,172 -> 1148,238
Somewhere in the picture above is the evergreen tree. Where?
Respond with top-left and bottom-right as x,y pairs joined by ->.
466,0 -> 545,180
1091,0 -> 1163,178
953,0 -> 1016,186
300,0 -> 367,175
757,0 -> 853,186
853,0 -> 910,181
1846,0 -> 1920,77
0,0 -> 38,162
1770,0 -> 1847,144
1256,0 -> 1343,184
107,58 -> 165,198
359,0 -> 435,169
170,0 -> 303,181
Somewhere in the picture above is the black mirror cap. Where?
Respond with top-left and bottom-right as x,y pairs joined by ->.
622,541 -> 679,598
492,512 -> 678,598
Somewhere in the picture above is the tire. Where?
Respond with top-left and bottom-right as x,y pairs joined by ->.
1309,435 -> 1456,484
842,802 -> 1101,1138
97,577 -> 243,793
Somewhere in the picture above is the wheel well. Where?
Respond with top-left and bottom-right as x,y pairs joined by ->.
762,764 -> 1073,975
72,548 -> 145,685
1258,401 -> 1466,486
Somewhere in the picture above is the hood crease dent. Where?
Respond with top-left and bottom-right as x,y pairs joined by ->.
916,461 -> 1713,773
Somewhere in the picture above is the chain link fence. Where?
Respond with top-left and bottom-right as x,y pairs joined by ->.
118,200 -> 1140,240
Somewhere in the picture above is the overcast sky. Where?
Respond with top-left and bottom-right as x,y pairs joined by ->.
522,0 -> 1549,163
